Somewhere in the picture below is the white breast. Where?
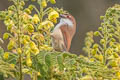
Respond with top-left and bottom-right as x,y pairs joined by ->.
54,18 -> 73,31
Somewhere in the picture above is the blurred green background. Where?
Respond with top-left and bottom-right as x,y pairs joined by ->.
0,0 -> 120,55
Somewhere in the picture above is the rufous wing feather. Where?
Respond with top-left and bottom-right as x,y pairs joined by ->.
60,25 -> 72,51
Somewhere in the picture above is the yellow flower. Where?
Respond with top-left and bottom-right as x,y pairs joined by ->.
113,52 -> 119,58
3,33 -> 9,40
29,41 -> 39,55
10,64 -> 15,69
29,41 -> 36,48
7,40 -> 15,50
24,35 -> 30,41
31,47 -> 39,55
117,44 -> 120,50
100,39 -> 105,44
24,8 -> 31,14
39,34 -> 44,42
37,72 -> 41,76
112,79 -> 118,80
50,0 -> 56,4
94,31 -> 99,36
28,5 -> 34,11
20,1 -> 25,6
116,71 -> 120,78
24,49 -> 30,55
26,53 -> 32,66
95,54 -> 103,62
42,0 -> 47,8
44,45 -> 53,51
27,24 -> 34,33
23,13 -> 32,21
22,68 -> 29,73
93,44 -> 99,49
40,45 -> 53,51
91,49 -> 97,55
98,55 -> 103,62
17,48 -> 22,54
6,20 -> 14,31
22,39 -> 28,44
21,35 -> 30,44
109,60 -> 118,67
32,14 -> 40,24
89,58 -> 95,62
106,48 -> 112,55
38,20 -> 54,30
26,58 -> 32,67
3,52 -> 10,59
48,10 -> 59,23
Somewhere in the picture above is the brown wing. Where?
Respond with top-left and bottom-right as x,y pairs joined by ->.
60,24 -> 72,51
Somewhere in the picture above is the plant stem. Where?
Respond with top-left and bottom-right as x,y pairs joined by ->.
37,0 -> 43,49
103,26 -> 108,65
17,0 -> 22,80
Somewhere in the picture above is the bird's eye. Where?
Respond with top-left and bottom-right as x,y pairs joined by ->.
67,15 -> 71,18
67,15 -> 69,18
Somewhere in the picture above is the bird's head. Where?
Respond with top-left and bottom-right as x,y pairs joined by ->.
60,13 -> 76,25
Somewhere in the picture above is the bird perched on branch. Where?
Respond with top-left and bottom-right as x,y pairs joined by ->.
51,13 -> 76,52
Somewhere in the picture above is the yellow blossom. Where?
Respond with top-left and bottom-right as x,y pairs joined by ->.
117,44 -> 120,50
40,45 -> 53,51
37,72 -> 41,76
109,60 -> 118,67
23,13 -> 32,19
31,47 -> 39,55
3,33 -> 9,40
32,14 -> 40,24
116,71 -> 120,78
112,79 -> 118,80
21,35 -> 30,44
22,39 -> 28,44
113,52 -> 119,58
20,1 -> 25,6
29,41 -> 39,55
22,68 -> 29,73
89,58 -> 95,62
3,52 -> 10,59
42,0 -> 47,8
28,5 -> 34,11
6,20 -> 14,31
17,48 -> 22,54
27,24 -> 34,33
7,40 -> 15,50
48,10 -> 59,23
10,64 -> 15,69
24,35 -> 30,41
50,0 -> 56,4
26,53 -> 32,66
24,49 -> 30,55
29,41 -> 36,48
24,8 -> 31,14
26,58 -> 32,66
38,20 -> 54,30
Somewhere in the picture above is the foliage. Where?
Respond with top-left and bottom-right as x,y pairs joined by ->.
0,0 -> 120,80
0,46 -> 16,79
0,0 -> 67,80
32,51 -> 115,80
83,4 -> 120,80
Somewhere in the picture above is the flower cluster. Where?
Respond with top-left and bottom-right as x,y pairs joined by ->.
83,4 -> 120,79
0,0 -> 67,79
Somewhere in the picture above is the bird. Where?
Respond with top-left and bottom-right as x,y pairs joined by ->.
51,13 -> 76,52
